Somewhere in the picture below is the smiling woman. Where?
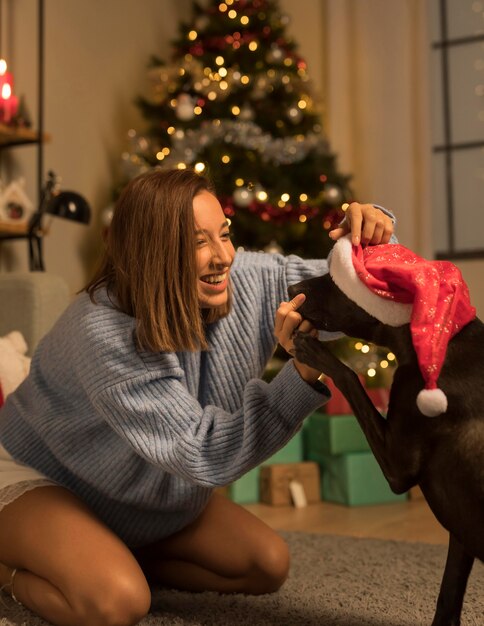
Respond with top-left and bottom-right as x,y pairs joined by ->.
194,190 -> 235,311
0,167 -> 395,626
86,169 -> 215,353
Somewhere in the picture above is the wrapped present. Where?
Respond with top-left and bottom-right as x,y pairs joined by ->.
229,466 -> 260,504
366,386 -> 390,413
304,411 -> 370,457
318,451 -> 407,506
324,376 -> 389,415
260,461 -> 320,506
324,377 -> 354,415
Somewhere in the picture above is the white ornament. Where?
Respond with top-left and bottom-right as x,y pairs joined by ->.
264,240 -> 283,254
267,44 -> 283,64
195,15 -> 209,31
175,94 -> 195,121
287,106 -> 303,124
101,205 -> 114,227
0,178 -> 34,224
239,104 -> 254,121
233,187 -> 255,208
323,184 -> 343,205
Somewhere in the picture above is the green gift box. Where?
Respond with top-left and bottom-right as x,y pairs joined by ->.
229,467 -> 260,504
304,411 -> 370,458
229,431 -> 303,504
318,451 -> 407,506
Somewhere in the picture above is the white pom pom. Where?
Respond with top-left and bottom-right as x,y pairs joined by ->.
416,388 -> 448,417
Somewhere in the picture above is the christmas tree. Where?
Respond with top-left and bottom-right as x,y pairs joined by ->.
122,0 -> 353,258
120,0 -> 395,387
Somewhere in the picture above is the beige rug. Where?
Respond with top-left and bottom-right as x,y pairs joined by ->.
1,532 -> 483,625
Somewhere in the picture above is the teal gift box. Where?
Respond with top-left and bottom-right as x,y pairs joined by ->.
304,411 -> 370,458
318,451 -> 407,506
229,431 -> 303,504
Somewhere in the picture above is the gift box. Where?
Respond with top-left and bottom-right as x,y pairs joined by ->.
229,431 -> 304,504
260,461 -> 320,506
324,377 -> 354,415
366,386 -> 390,414
325,376 -> 389,415
318,451 -> 407,506
228,466 -> 260,504
304,411 -> 370,457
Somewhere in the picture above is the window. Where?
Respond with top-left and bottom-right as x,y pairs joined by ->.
429,0 -> 484,259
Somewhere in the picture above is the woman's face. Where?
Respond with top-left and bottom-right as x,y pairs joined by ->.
193,190 -> 235,309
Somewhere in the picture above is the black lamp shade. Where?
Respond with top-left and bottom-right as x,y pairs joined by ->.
46,191 -> 91,225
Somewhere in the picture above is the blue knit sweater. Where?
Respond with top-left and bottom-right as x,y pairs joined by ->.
0,251 -> 331,547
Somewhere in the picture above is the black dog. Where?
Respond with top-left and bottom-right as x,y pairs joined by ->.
288,271 -> 484,626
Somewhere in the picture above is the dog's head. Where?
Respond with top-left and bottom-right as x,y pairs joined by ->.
288,273 -> 382,340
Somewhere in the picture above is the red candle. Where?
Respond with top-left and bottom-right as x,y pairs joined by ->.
0,60 -> 18,124
2,92 -> 18,123
0,71 -> 13,93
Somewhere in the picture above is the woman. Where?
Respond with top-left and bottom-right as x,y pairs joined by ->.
0,169 -> 394,626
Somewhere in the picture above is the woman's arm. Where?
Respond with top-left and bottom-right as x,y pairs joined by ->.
92,358 -> 329,489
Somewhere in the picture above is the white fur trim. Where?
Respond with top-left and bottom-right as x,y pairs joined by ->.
416,388 -> 448,417
329,236 -> 412,327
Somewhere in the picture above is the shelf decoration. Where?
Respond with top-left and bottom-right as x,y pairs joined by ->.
0,177 -> 34,233
0,59 -> 18,124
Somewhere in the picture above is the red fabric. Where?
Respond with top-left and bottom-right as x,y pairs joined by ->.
325,376 -> 390,415
0,383 -> 4,408
351,243 -> 476,391
325,377 -> 354,415
366,387 -> 390,414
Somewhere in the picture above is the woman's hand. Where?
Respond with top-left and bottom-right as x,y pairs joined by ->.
274,294 -> 321,385
329,202 -> 394,246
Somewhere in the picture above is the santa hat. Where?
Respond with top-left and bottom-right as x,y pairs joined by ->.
329,236 -> 476,417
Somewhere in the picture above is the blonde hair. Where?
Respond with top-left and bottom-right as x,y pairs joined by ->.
84,168 -> 232,352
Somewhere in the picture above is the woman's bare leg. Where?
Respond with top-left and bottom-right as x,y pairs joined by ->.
0,486 -> 151,626
134,493 -> 290,595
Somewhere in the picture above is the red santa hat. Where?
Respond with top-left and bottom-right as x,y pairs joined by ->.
329,236 -> 476,417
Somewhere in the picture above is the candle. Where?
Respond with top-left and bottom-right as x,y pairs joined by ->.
5,94 -> 18,123
1,84 -> 18,124
0,59 -> 13,92
0,60 -> 18,124
0,71 -> 13,91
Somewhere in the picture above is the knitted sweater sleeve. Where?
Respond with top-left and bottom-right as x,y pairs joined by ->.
92,358 -> 328,488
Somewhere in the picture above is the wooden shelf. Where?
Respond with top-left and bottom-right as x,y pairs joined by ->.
0,220 -> 31,235
0,123 -> 49,148
0,1 -> 47,271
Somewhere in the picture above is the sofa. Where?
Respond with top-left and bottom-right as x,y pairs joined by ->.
0,272 -> 70,356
